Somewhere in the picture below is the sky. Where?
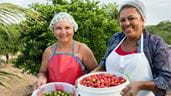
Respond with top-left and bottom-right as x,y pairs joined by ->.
0,0 -> 171,25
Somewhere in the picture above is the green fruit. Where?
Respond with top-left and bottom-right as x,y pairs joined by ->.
42,91 -> 73,96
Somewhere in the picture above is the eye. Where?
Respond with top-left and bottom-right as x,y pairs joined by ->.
128,17 -> 137,21
54,27 -> 61,30
65,26 -> 71,30
120,18 -> 125,22
55,28 -> 59,29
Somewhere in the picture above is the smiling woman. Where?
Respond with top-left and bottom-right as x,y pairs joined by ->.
93,0 -> 171,96
33,12 -> 98,90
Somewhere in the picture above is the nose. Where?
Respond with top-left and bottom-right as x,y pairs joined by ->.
61,28 -> 66,34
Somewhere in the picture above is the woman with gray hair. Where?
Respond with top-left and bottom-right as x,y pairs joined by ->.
34,12 -> 98,89
93,0 -> 171,96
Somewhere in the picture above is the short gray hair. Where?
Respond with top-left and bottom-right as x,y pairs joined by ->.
49,12 -> 78,32
119,0 -> 146,21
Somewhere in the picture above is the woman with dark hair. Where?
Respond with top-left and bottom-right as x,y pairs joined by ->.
93,0 -> 171,96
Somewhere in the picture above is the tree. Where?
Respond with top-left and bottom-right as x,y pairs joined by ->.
0,3 -> 38,87
0,3 -> 32,86
15,0 -> 120,74
0,3 -> 25,37
103,3 -> 119,20
146,21 -> 171,44
0,3 -> 39,64
0,3 -> 24,64
0,24 -> 20,64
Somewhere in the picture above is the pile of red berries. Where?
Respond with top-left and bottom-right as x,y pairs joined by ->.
80,73 -> 126,88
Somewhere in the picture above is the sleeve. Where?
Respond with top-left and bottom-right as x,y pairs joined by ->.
151,36 -> 171,95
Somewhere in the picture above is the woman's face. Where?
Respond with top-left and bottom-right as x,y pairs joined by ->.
119,7 -> 144,39
53,20 -> 74,43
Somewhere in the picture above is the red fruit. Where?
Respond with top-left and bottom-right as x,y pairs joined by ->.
80,73 -> 126,88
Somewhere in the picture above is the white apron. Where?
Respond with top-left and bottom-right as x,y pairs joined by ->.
106,34 -> 154,96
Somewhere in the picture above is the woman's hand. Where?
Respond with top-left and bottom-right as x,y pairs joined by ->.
33,75 -> 47,90
120,82 -> 142,96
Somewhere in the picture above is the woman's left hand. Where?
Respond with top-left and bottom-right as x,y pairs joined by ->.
120,82 -> 142,96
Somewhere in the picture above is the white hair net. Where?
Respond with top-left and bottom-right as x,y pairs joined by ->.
49,12 -> 78,32
119,0 -> 146,21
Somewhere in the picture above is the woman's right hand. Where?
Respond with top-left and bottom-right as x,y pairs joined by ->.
33,75 -> 47,90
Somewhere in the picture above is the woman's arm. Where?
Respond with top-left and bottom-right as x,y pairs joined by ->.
150,36 -> 171,95
80,43 -> 98,72
33,47 -> 52,90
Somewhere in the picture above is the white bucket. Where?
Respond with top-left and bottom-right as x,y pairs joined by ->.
77,72 -> 129,96
32,82 -> 78,96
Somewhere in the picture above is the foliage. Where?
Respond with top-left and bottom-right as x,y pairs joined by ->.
15,0 -> 120,74
0,3 -> 38,88
0,24 -> 20,54
0,3 -> 26,38
0,3 -> 40,64
103,3 -> 119,20
146,21 -> 171,44
0,25 -> 21,64
0,3 -> 24,58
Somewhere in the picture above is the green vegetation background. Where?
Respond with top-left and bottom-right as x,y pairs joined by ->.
0,0 -> 171,75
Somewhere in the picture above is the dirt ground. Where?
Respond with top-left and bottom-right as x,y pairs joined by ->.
0,64 -> 36,96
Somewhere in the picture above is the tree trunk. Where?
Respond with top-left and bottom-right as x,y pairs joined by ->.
5,54 -> 9,64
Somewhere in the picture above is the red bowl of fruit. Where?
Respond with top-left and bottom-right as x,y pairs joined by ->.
77,72 -> 129,96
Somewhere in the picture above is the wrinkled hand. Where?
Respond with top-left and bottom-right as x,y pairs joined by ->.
120,82 -> 142,96
33,76 -> 47,90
